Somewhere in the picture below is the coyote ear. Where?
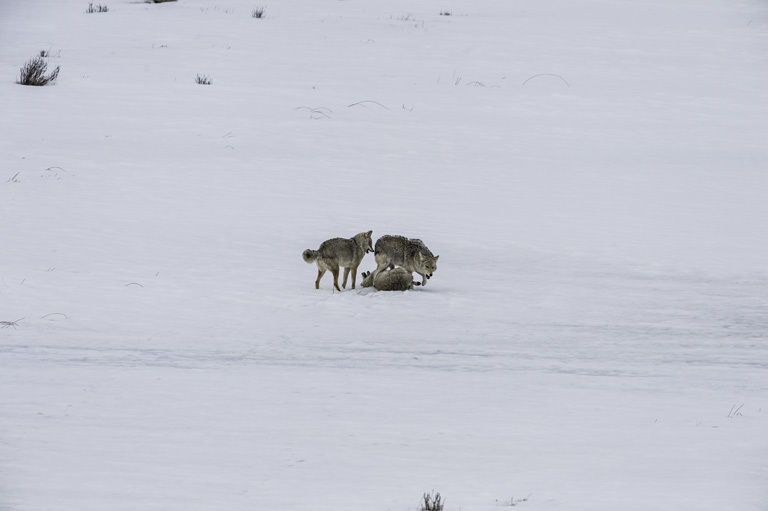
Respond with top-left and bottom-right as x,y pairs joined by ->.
434,255 -> 439,261
418,252 -> 424,261
366,230 -> 373,237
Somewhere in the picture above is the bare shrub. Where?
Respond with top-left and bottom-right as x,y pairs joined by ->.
252,6 -> 266,18
17,56 -> 60,86
86,2 -> 109,13
419,491 -> 444,511
195,74 -> 212,85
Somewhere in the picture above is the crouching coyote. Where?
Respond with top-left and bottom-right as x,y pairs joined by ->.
302,231 -> 373,291
360,268 -> 420,291
372,235 -> 439,286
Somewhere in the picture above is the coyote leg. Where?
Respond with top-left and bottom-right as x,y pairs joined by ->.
371,259 -> 389,282
331,268 -> 341,292
342,267 -> 351,289
315,269 -> 326,289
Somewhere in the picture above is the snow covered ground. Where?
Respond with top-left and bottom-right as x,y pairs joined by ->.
1,0 -> 768,509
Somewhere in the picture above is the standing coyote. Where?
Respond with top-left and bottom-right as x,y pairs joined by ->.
360,268 -> 421,291
303,231 -> 373,291
372,235 -> 439,286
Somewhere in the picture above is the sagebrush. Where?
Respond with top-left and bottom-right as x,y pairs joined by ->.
420,492 -> 444,511
17,56 -> 60,86
86,2 -> 109,13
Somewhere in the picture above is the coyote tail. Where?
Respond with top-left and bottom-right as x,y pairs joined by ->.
302,249 -> 318,263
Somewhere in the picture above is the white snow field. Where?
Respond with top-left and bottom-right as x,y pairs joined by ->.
2,0 -> 768,509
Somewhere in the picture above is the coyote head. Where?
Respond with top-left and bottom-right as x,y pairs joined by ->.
417,252 -> 439,279
354,230 -> 374,253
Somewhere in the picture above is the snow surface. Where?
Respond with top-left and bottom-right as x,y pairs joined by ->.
2,0 -> 768,509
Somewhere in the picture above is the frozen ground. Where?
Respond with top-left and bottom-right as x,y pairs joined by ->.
1,0 -> 768,509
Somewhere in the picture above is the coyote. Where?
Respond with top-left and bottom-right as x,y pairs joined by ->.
360,268 -> 420,291
303,231 -> 373,291
372,235 -> 439,286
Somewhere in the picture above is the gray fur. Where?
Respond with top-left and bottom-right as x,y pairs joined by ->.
360,268 -> 420,291
303,231 -> 373,291
372,235 -> 439,286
